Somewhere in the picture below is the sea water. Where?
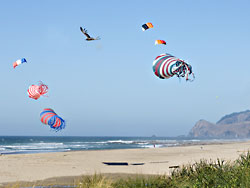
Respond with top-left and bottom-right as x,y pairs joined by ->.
0,136 -> 239,155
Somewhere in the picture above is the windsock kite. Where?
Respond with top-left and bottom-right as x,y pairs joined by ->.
27,82 -> 48,100
40,108 -> 65,131
153,53 -> 194,81
13,58 -> 27,69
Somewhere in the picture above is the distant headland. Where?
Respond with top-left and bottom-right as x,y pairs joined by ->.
189,110 -> 250,139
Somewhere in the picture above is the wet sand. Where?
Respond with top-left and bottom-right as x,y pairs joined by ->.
0,140 -> 249,185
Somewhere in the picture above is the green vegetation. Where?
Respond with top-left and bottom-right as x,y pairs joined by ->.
167,151 -> 250,188
76,174 -> 113,188
4,152 -> 250,188
79,152 -> 250,188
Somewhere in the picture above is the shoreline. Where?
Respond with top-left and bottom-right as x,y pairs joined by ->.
1,138 -> 248,156
0,140 -> 249,185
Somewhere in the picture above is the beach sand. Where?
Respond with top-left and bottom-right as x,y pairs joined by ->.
0,140 -> 249,185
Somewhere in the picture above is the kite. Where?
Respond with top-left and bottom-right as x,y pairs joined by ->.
142,22 -> 153,31
40,108 -> 65,131
80,27 -> 100,41
153,53 -> 194,81
155,40 -> 166,45
27,82 -> 48,100
13,58 -> 27,69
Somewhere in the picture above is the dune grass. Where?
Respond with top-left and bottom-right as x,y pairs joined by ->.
167,151 -> 250,188
4,151 -> 250,188
81,152 -> 250,188
76,174 -> 113,188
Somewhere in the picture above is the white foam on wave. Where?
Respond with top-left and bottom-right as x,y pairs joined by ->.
1,142 -> 66,152
64,144 -> 87,149
106,140 -> 134,144
141,144 -> 164,148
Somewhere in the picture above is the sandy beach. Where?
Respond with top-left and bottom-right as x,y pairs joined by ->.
0,140 -> 249,185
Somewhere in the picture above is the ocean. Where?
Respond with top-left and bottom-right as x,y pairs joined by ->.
0,136 -> 240,155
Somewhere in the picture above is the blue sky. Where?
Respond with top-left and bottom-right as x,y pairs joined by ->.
0,0 -> 250,136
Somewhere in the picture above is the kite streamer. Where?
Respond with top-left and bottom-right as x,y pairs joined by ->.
40,108 -> 65,131
153,53 -> 194,81
27,82 -> 48,100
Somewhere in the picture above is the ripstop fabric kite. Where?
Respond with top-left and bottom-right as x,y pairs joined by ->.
40,108 -> 65,131
13,58 -> 27,69
27,82 -> 48,100
153,53 -> 194,81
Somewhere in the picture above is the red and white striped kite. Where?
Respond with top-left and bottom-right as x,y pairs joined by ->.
153,53 -> 194,81
27,82 -> 48,100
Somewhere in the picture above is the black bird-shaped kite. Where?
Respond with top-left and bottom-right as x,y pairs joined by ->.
80,27 -> 100,41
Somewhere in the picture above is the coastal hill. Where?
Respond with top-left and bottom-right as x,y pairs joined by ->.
189,110 -> 250,138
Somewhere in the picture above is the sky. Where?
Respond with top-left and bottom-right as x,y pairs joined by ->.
0,0 -> 250,136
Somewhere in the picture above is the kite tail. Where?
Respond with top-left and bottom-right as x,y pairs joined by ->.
53,118 -> 66,132
173,62 -> 194,82
38,82 -> 49,96
184,64 -> 195,82
187,72 -> 195,82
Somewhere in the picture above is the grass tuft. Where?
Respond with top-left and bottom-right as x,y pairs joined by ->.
76,174 -> 113,188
